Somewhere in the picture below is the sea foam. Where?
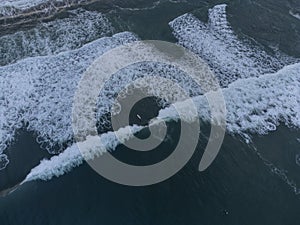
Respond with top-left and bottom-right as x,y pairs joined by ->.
159,63 -> 300,136
289,10 -> 300,21
0,33 -> 206,170
169,4 -> 298,87
24,126 -> 143,182
22,3 -> 300,182
0,0 -> 94,18
24,62 -> 300,182
0,32 -> 138,168
2,4 -> 300,182
0,8 -> 114,66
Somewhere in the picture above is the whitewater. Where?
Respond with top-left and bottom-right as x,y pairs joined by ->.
0,4 -> 298,185
0,0 -> 96,17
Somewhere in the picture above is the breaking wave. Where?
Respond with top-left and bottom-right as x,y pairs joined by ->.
159,63 -> 300,137
23,62 -> 300,182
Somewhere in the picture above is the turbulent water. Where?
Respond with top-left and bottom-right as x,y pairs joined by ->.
0,0 -> 299,224
0,0 -> 95,17
169,4 -> 298,86
0,8 -> 114,66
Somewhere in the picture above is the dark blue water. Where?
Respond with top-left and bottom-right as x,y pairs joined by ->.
1,126 -> 300,225
0,0 -> 300,224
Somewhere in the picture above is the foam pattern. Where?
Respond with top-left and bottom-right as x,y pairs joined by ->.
0,9 -> 114,66
94,62 -> 204,130
0,0 -> 93,17
0,32 -> 138,162
24,125 -> 142,182
0,33 -> 210,170
0,154 -> 9,169
24,62 -> 300,182
2,3 -> 300,182
159,63 -> 300,137
169,4 -> 298,87
0,0 -> 47,13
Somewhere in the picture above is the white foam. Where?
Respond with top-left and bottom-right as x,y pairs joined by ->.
0,0 -> 49,10
289,10 -> 300,20
3,3 -> 300,182
24,125 -> 142,182
0,32 -> 138,158
169,4 -> 298,86
159,63 -> 300,136
24,62 -> 300,182
296,154 -> 300,167
0,0 -> 93,17
0,154 -> 9,170
0,32 -> 206,169
0,9 -> 114,66
93,61 -> 204,130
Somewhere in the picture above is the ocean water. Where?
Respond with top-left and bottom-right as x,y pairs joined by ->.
0,0 -> 299,224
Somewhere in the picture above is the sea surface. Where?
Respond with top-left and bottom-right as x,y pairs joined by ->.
0,0 -> 300,224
